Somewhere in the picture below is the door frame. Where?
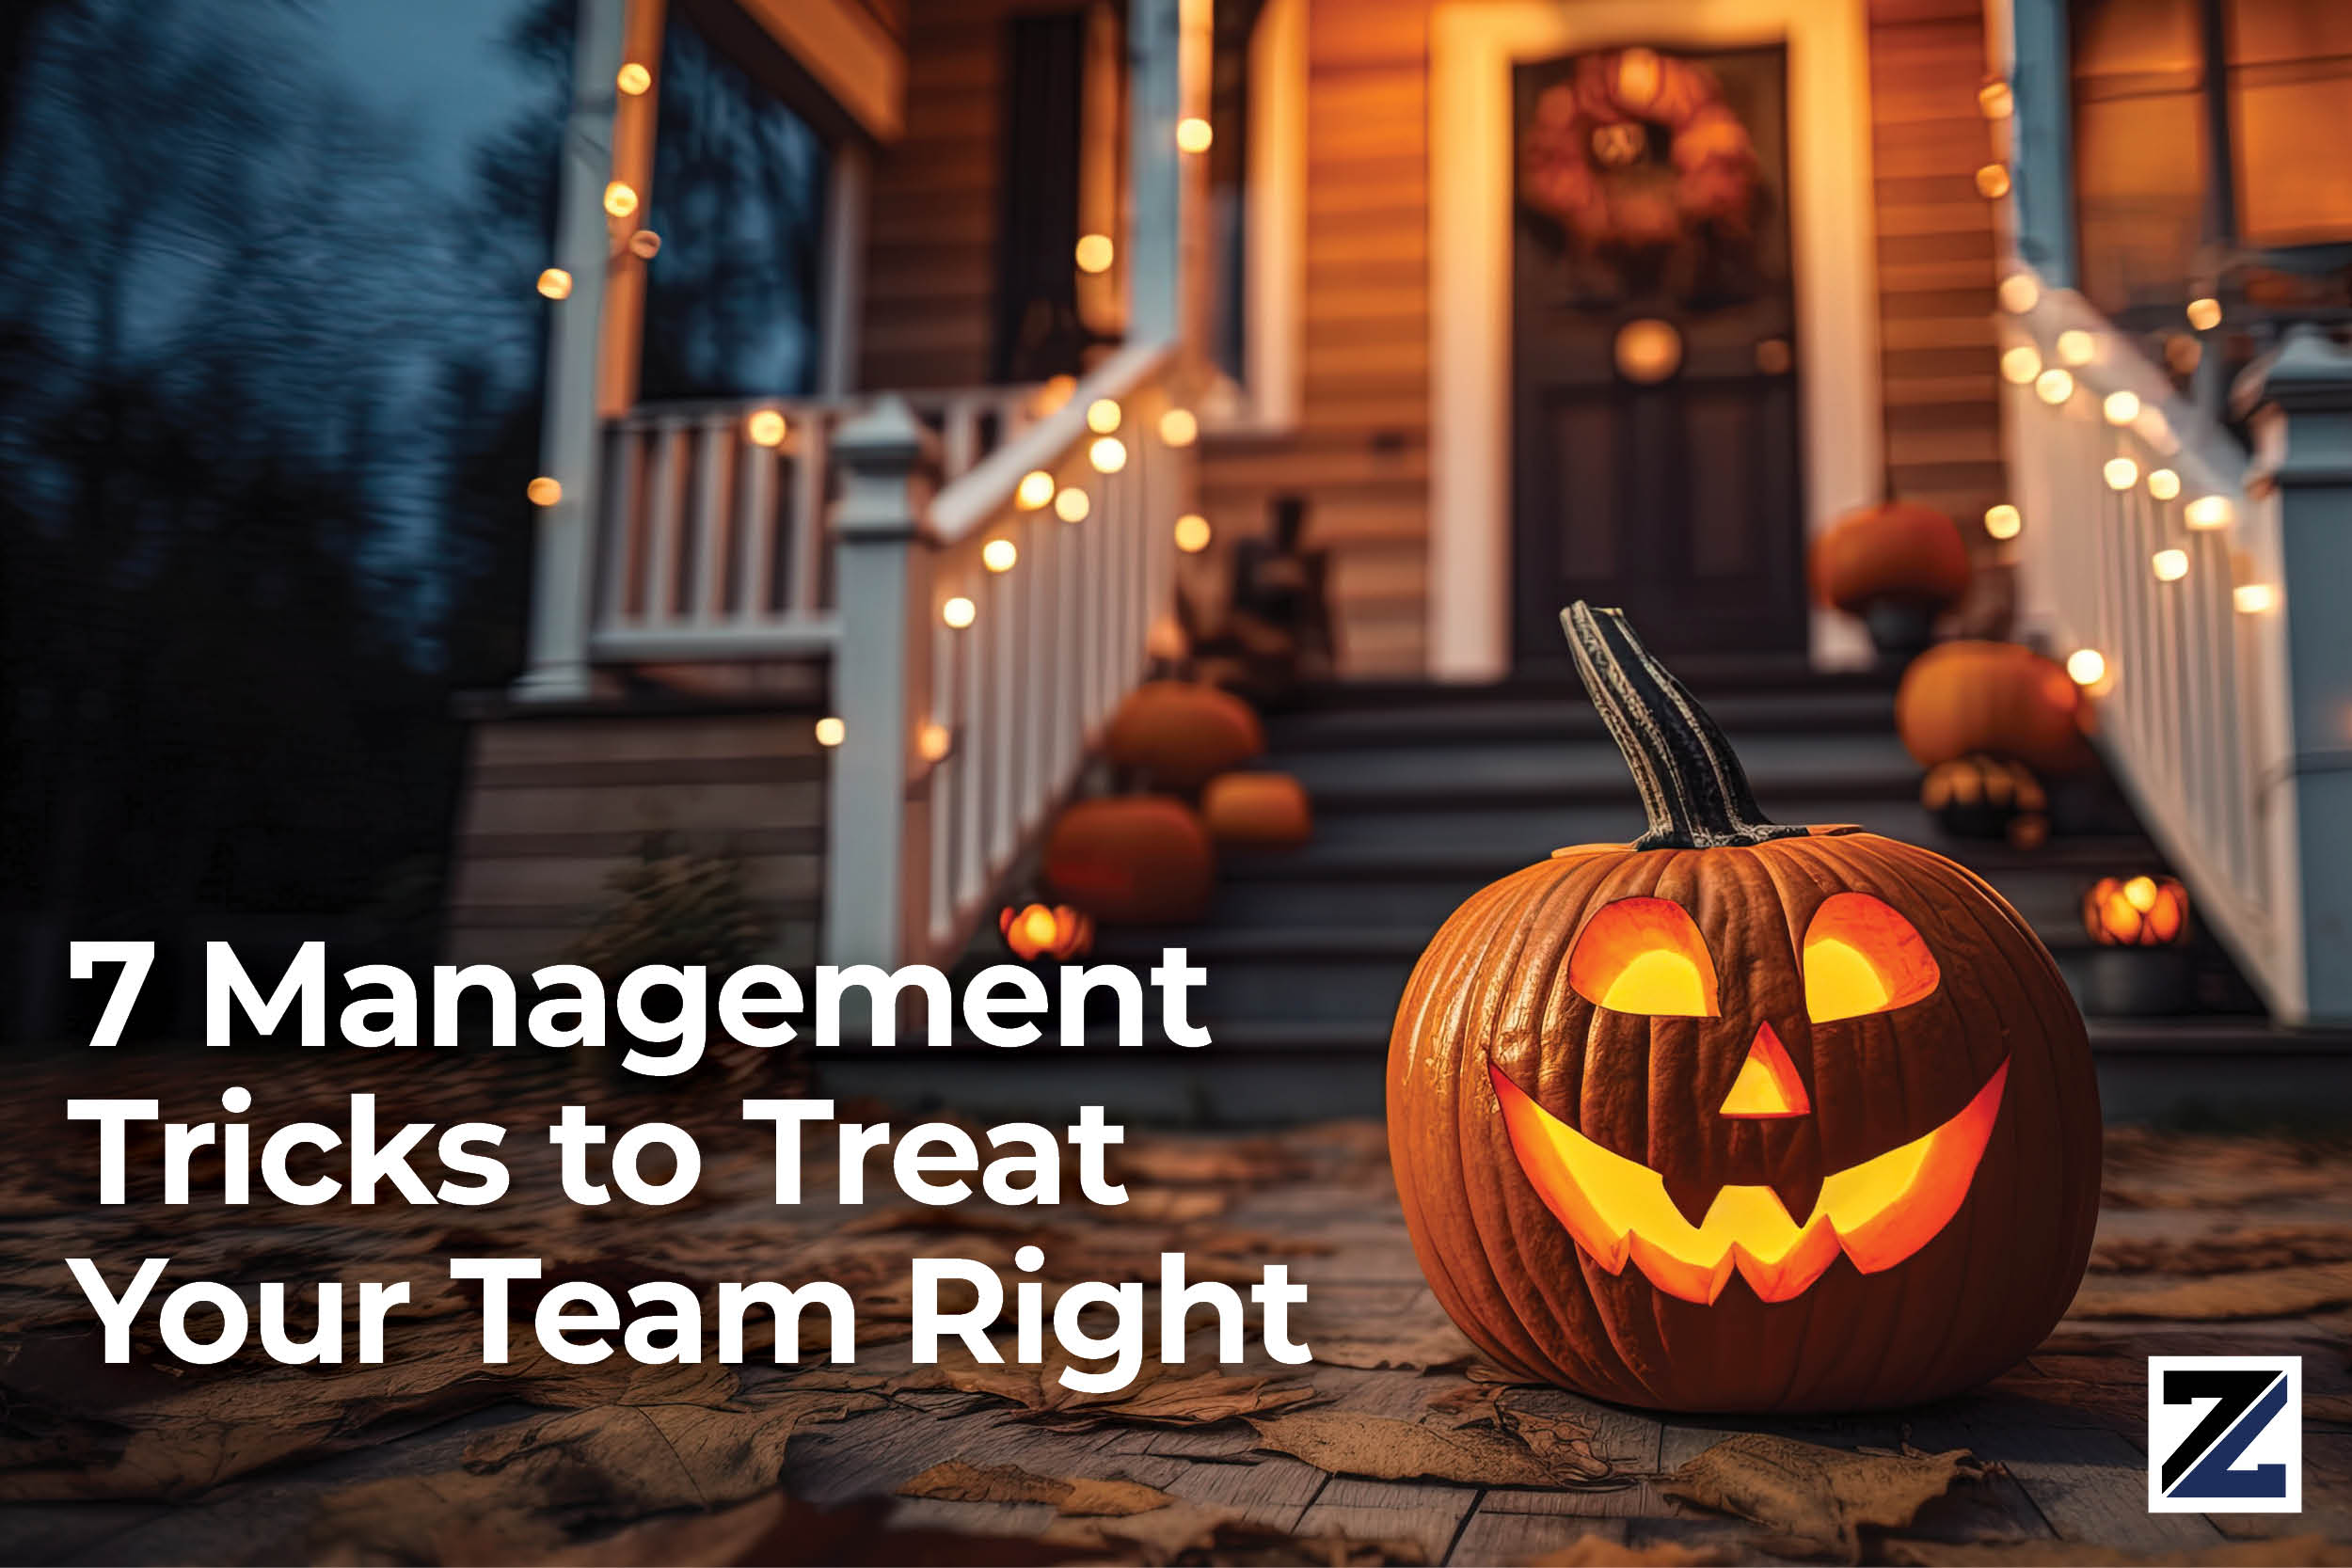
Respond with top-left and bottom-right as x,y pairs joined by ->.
1429,0 -> 1883,678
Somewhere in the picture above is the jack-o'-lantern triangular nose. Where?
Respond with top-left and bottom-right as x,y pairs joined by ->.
1721,1022 -> 1810,1117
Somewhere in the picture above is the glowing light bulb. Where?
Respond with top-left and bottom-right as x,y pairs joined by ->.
2067,648 -> 2107,688
1975,163 -> 2011,198
1158,408 -> 1198,447
2103,457 -> 2139,490
616,62 -> 652,95
2234,583 -> 2278,614
527,476 -> 563,506
1997,273 -> 2040,313
2000,345 -> 2042,385
1176,117 -> 1214,153
1074,233 -> 1114,274
982,537 -> 1018,573
815,717 -> 845,747
1054,486 -> 1090,522
2147,467 -> 2180,500
1016,469 -> 1056,510
917,721 -> 951,763
2035,368 -> 2074,404
1174,514 -> 1212,553
1089,436 -> 1127,473
2185,496 -> 2233,531
942,595 -> 977,629
536,267 -> 573,300
746,409 -> 787,447
603,181 -> 639,217
2152,548 -> 2188,581
1979,79 -> 2013,119
2102,390 -> 2139,426
1086,398 -> 1121,434
2186,296 -> 2221,331
1983,503 -> 2022,540
2057,329 -> 2095,366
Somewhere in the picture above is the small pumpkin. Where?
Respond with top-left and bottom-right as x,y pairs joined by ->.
1921,753 -> 2048,848
1897,640 -> 2091,775
1201,771 -> 1313,848
1810,499 -> 1972,618
1387,603 -> 2100,1413
999,902 -> 1095,961
2083,874 -> 2187,947
1041,796 -> 1216,925
1104,682 -> 1264,790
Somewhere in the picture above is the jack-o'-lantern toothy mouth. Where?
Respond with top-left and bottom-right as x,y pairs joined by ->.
1489,1059 -> 2008,1306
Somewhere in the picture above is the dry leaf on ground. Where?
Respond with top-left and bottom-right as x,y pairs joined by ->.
1044,1499 -> 1426,1565
1883,1536 -> 2352,1566
1661,1433 -> 1988,1561
1246,1409 -> 1612,1488
541,1491 -> 1095,1566
919,1355 -> 1314,1429
898,1458 -> 1173,1517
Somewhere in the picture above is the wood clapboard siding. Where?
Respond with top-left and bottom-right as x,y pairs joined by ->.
445,710 -> 827,974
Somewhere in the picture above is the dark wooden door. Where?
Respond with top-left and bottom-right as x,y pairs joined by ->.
1511,44 -> 1804,666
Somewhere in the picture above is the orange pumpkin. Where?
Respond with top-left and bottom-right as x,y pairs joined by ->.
1104,682 -> 1263,790
1921,753 -> 2048,848
1897,640 -> 2091,775
1387,604 -> 2100,1413
1810,499 -> 1971,617
1041,797 -> 1216,925
999,903 -> 1095,961
1201,771 -> 1312,848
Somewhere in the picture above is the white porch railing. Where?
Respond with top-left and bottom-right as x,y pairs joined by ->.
824,342 -> 1188,971
2001,274 -> 2352,1024
586,386 -> 1038,662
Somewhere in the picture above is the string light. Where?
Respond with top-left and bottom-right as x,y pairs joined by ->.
2186,296 -> 2221,331
535,268 -> 573,300
1174,514 -> 1212,552
1158,408 -> 1198,447
942,596 -> 977,629
527,476 -> 563,506
2185,496 -> 2233,531
1054,486 -> 1090,522
1979,79 -> 2013,119
2102,390 -> 2139,426
1176,117 -> 1214,153
2066,649 -> 2107,688
1975,163 -> 2010,198
1016,469 -> 1057,510
2234,583 -> 2279,614
603,181 -> 639,218
2152,548 -> 2188,581
1997,273 -> 2040,313
1074,234 -> 1114,273
982,538 -> 1018,573
616,62 -> 652,95
2035,369 -> 2074,404
1033,375 -> 1076,416
2057,329 -> 2095,366
917,722 -> 951,763
815,717 -> 845,747
2000,345 -> 2042,385
1086,398 -> 1121,434
2103,457 -> 2139,490
1983,503 -> 2022,540
2146,467 -> 2180,500
1089,436 -> 1127,473
746,409 -> 787,447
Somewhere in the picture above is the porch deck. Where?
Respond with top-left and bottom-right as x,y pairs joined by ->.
2,1053 -> 2348,1564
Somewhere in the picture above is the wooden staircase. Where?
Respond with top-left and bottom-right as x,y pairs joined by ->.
825,671 -> 2352,1124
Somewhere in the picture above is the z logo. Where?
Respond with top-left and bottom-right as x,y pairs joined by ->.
2148,1356 -> 2301,1513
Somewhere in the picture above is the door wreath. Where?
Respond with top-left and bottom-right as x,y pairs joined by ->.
1518,46 -> 1760,252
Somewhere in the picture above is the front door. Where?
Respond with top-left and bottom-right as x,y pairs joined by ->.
1511,43 -> 1805,666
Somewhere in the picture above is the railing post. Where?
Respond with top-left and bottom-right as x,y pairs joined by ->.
823,396 -> 939,984
2248,327 -> 2352,1025
513,0 -> 628,703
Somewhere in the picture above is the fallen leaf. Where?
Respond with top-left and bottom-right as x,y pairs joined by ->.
1245,1410 -> 1612,1488
898,1457 -> 1173,1516
1661,1433 -> 1988,1560
1883,1537 -> 2352,1566
2068,1262 -> 2352,1322
541,1491 -> 1095,1566
919,1354 -> 1314,1428
1526,1540 -> 1735,1566
1044,1499 -> 1426,1565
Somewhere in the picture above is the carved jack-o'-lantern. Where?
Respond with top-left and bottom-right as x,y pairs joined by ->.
999,902 -> 1094,962
1387,605 -> 2101,1412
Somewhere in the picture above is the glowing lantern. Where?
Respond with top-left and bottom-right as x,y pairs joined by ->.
2083,875 -> 2187,946
999,902 -> 1094,962
1388,604 -> 2099,1411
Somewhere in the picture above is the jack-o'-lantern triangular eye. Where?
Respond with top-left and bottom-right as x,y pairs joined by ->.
1568,897 -> 1719,1017
1803,894 -> 1941,1022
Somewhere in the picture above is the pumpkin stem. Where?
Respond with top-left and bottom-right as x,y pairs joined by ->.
1561,602 -> 1807,851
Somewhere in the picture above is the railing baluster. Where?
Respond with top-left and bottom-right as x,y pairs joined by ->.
739,436 -> 778,624
791,416 -> 830,614
691,414 -> 732,626
642,420 -> 683,626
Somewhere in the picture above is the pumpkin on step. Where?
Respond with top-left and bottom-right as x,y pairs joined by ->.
1041,796 -> 1216,925
1921,753 -> 2048,848
1811,499 -> 1971,618
1201,771 -> 1312,848
1896,640 -> 2091,776
1386,603 -> 2100,1413
1104,681 -> 1264,790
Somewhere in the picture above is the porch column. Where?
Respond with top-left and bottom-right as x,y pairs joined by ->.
823,397 -> 940,977
1126,0 -> 1184,344
512,0 -> 629,703
2249,329 -> 2352,1025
